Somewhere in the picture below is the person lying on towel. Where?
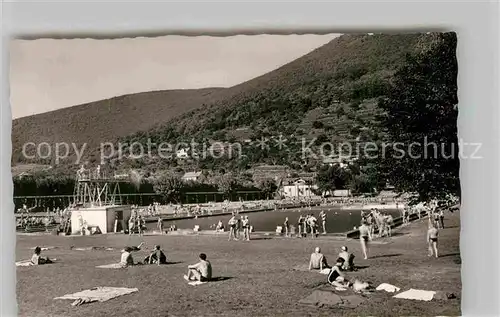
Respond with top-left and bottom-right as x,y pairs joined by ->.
185,253 -> 212,282
309,247 -> 329,271
144,245 -> 167,265
31,246 -> 53,265
327,258 -> 351,288
338,246 -> 356,271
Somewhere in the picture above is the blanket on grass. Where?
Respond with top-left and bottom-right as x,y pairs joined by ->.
393,288 -> 436,301
96,263 -> 125,269
16,259 -> 57,267
16,260 -> 33,267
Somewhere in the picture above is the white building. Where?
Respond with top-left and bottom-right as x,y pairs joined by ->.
182,171 -> 202,182
281,179 -> 318,198
70,205 -> 132,235
322,156 -> 348,168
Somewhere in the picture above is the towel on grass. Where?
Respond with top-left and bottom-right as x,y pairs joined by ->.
96,263 -> 125,269
188,281 -> 208,286
30,246 -> 56,251
376,283 -> 401,293
184,275 -> 208,286
393,288 -> 436,301
293,264 -> 331,275
55,287 -> 138,305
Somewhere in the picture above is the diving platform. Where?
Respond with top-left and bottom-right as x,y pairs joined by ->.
73,165 -> 127,207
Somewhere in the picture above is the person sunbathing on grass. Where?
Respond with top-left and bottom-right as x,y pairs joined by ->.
184,253 -> 212,282
31,246 -> 53,265
309,247 -> 329,271
144,245 -> 167,265
327,258 -> 350,288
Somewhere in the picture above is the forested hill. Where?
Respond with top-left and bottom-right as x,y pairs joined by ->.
12,32 -> 444,175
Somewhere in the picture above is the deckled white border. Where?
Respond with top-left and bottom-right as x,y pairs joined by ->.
1,1 -> 499,316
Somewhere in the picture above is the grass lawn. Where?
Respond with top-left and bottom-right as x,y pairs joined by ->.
16,211 -> 461,317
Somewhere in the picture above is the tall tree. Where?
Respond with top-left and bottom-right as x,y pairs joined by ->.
315,163 -> 351,196
257,178 -> 278,199
378,32 -> 459,202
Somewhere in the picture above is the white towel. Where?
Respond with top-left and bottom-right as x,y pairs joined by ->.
31,246 -> 56,251
376,283 -> 401,293
188,281 -> 207,286
96,263 -> 125,269
393,288 -> 436,301
184,275 -> 208,286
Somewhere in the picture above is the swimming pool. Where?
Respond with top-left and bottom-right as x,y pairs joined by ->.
148,207 -> 402,233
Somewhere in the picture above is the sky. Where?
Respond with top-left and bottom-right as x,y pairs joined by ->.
9,34 -> 339,119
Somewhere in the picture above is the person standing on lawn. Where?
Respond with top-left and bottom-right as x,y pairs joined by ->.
284,217 -> 290,237
319,210 -> 327,234
157,217 -> 164,234
439,209 -> 445,229
242,216 -> 250,241
359,221 -> 371,260
228,214 -> 238,241
427,222 -> 439,258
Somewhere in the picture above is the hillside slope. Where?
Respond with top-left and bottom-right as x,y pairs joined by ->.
116,33 -> 442,174
11,87 -> 229,162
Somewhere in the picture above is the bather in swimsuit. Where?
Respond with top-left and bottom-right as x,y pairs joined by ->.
327,268 -> 341,284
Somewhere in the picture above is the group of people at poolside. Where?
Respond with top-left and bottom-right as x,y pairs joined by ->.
227,214 -> 251,241
28,200 -> 451,289
294,213 -> 324,237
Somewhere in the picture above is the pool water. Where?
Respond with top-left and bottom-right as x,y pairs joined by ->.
150,207 -> 402,234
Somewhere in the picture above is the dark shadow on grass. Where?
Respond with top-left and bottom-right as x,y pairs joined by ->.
210,276 -> 233,282
439,252 -> 460,258
353,265 -> 370,271
249,237 -> 273,241
165,261 -> 183,265
443,225 -> 459,229
370,253 -> 402,259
